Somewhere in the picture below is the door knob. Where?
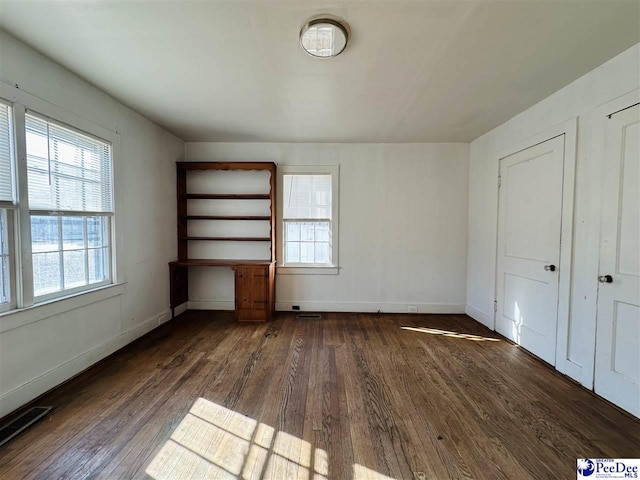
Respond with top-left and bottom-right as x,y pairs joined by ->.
544,264 -> 556,272
598,275 -> 613,283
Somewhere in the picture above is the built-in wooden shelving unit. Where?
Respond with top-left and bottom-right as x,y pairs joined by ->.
169,161 -> 276,321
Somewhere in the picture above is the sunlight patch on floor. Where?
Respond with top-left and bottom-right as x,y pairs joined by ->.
353,464 -> 398,480
147,438 -> 238,479
401,326 -> 500,342
145,397 -> 394,480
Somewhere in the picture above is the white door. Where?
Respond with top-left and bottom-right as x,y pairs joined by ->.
496,136 -> 565,365
594,104 -> 640,417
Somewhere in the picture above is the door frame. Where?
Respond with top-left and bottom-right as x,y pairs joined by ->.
493,118 -> 577,373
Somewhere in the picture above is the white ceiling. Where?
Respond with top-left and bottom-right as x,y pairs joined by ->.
0,1 -> 638,143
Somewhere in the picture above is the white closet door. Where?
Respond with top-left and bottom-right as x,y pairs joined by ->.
594,104 -> 640,418
495,135 -> 565,365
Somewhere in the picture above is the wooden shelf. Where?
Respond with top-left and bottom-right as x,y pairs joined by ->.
178,162 -> 275,171
184,193 -> 270,200
170,259 -> 275,267
186,215 -> 270,221
181,236 -> 271,242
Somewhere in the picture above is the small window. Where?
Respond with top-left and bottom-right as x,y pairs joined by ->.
278,166 -> 339,273
26,113 -> 113,301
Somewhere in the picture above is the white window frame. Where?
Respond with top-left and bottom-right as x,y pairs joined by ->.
277,165 -> 339,275
25,112 -> 114,302
0,208 -> 17,313
0,82 -> 121,318
0,98 -> 18,313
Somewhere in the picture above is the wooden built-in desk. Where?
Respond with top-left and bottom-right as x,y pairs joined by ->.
169,259 -> 275,322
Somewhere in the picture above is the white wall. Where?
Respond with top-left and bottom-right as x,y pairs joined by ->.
185,143 -> 469,314
466,43 -> 640,389
0,31 -> 184,417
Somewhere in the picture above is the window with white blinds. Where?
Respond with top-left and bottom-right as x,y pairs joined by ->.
283,175 -> 332,220
25,113 -> 113,213
24,114 -> 114,300
0,102 -> 14,204
0,97 -> 117,311
282,171 -> 338,267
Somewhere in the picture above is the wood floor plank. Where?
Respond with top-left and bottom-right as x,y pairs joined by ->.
96,320 -> 249,479
377,330 -> 505,479
417,334 -> 558,478
34,351 -> 207,480
339,338 -> 381,479
1,311 -> 638,480
0,318 -> 216,479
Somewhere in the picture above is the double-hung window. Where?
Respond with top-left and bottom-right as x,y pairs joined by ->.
278,165 -> 339,274
26,114 -> 113,301
0,93 -> 116,315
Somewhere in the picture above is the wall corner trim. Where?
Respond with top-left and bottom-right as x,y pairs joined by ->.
465,304 -> 493,330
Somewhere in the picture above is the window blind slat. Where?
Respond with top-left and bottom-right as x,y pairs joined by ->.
283,174 -> 332,219
0,103 -> 14,203
26,114 -> 113,213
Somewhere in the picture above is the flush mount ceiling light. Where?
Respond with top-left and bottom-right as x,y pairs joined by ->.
299,15 -> 350,58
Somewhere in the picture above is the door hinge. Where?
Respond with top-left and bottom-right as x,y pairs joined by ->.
497,175 -> 502,188
494,300 -> 498,313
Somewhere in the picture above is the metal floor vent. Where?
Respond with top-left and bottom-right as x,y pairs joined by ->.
0,406 -> 52,448
296,313 -> 322,319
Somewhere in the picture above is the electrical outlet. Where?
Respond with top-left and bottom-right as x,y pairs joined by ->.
408,305 -> 418,313
292,305 -> 300,311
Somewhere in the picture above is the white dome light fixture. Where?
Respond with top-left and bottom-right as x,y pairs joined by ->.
299,15 -> 350,58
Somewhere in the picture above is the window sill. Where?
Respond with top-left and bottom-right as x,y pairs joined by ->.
276,266 -> 339,275
0,282 -> 127,334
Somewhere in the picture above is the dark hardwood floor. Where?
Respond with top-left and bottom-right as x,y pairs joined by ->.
0,311 -> 638,479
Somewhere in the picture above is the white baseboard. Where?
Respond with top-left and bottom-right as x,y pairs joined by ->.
465,304 -> 494,330
275,301 -> 465,314
188,300 -> 235,311
183,299 -> 465,314
173,302 -> 189,317
0,308 -> 171,418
